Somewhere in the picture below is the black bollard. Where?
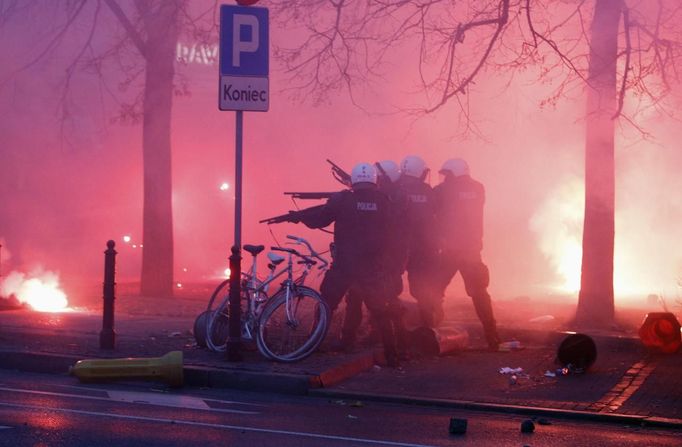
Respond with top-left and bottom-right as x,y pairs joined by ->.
226,245 -> 242,361
100,240 -> 117,350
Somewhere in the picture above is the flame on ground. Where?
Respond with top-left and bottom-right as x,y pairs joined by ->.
530,176 -> 682,302
0,270 -> 69,312
530,178 -> 584,293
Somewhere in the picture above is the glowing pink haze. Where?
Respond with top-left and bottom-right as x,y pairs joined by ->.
1,2 -> 681,310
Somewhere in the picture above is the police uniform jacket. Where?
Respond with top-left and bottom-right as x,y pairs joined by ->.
433,175 -> 485,253
299,185 -> 391,274
397,175 -> 438,254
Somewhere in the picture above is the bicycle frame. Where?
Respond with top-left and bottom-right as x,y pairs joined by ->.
238,236 -> 327,339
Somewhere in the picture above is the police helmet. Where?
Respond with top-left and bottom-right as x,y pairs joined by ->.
400,155 -> 428,178
375,160 -> 400,183
439,158 -> 470,177
351,162 -> 378,185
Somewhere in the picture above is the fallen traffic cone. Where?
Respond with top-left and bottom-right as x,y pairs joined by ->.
70,351 -> 184,387
638,312 -> 681,354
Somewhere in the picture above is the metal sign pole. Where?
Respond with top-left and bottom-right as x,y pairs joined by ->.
227,110 -> 244,361
219,3 -> 268,362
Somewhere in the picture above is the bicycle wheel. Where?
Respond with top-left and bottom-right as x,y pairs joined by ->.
205,299 -> 230,352
256,286 -> 329,362
193,309 -> 211,348
206,282 -> 263,351
206,279 -> 230,312
193,279 -> 230,348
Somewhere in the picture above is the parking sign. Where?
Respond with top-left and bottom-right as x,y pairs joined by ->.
219,5 -> 269,111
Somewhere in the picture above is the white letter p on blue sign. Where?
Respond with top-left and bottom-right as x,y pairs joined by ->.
219,5 -> 268,77
232,14 -> 259,67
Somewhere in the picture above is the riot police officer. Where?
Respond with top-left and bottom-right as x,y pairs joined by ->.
398,155 -> 441,328
433,158 -> 500,351
342,160 -> 408,354
294,162 -> 401,366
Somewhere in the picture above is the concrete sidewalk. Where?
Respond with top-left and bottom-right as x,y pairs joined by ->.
0,302 -> 373,394
0,292 -> 680,428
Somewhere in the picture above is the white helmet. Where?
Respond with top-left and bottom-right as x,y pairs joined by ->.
439,158 -> 470,177
400,155 -> 427,178
375,160 -> 400,183
351,162 -> 377,185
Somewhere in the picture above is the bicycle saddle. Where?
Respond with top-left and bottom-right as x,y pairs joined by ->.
244,244 -> 265,256
267,252 -> 285,265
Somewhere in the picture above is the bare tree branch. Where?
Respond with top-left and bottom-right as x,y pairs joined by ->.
525,0 -> 587,83
613,3 -> 630,119
2,0 -> 88,83
425,0 -> 510,113
103,0 -> 147,58
58,0 -> 103,144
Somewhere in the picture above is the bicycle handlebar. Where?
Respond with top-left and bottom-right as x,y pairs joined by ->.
285,235 -> 329,270
271,246 -> 300,256
271,246 -> 322,271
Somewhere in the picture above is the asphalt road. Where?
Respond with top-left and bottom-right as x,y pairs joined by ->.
0,370 -> 679,446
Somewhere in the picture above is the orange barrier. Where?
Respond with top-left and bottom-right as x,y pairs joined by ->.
638,312 -> 681,354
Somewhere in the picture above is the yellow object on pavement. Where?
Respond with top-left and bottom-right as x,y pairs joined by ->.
70,351 -> 184,387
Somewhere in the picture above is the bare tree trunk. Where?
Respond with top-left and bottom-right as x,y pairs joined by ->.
577,0 -> 622,326
139,1 -> 179,297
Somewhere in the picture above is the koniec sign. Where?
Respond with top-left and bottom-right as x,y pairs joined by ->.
219,4 -> 268,112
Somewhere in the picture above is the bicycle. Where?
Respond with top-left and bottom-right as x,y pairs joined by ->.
204,235 -> 330,362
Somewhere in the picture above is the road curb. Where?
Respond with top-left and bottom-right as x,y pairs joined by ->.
0,349 -> 376,396
309,388 -> 682,429
0,351 -> 80,375
183,365 -> 314,394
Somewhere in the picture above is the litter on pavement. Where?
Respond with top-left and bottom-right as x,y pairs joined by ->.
529,315 -> 555,323
499,366 -> 524,374
498,340 -> 524,351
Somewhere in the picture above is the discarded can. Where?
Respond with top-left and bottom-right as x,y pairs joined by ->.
520,419 -> 535,433
412,326 -> 469,356
509,374 -> 518,385
449,417 -> 468,435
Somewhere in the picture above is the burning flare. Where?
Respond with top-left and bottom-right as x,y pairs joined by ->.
530,176 -> 682,302
530,178 -> 584,293
0,270 -> 69,312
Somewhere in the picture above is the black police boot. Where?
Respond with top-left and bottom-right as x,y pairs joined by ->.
376,319 -> 400,367
359,328 -> 382,347
484,327 -> 501,352
384,349 -> 400,368
330,333 -> 356,353
419,307 -> 435,329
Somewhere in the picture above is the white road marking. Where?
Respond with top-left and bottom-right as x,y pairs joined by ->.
43,384 -> 265,407
0,401 -> 437,447
0,425 -> 13,430
107,390 -> 211,410
0,387 -> 258,415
